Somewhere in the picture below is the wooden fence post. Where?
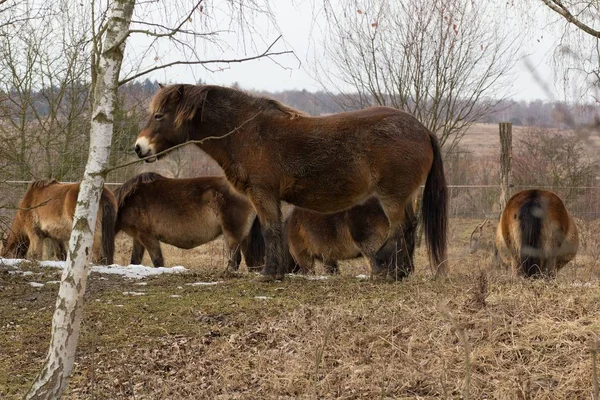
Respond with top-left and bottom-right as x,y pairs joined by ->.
499,122 -> 513,212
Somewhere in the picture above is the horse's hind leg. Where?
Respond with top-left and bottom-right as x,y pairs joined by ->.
376,197 -> 416,280
138,235 -> 164,267
130,238 -> 146,265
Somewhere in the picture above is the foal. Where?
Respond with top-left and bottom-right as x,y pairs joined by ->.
114,172 -> 265,270
285,197 -> 418,278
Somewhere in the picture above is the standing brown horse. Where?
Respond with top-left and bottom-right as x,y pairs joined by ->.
1,180 -> 116,264
495,189 -> 579,278
134,84 -> 448,280
114,172 -> 265,270
284,197 -> 418,278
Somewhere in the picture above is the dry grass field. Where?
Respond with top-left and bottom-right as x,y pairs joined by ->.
2,219 -> 600,399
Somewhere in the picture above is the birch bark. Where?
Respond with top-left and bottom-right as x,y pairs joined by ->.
26,0 -> 135,398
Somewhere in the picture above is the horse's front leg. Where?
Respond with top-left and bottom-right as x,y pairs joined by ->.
250,194 -> 284,281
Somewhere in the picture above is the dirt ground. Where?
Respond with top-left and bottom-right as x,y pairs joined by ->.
2,220 -> 600,399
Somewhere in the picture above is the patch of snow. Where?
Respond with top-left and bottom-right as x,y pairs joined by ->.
39,260 -> 66,268
92,265 -> 188,279
288,274 -> 329,280
29,282 -> 44,288
115,304 -> 124,307
122,291 -> 145,296
46,281 -> 61,285
306,275 -> 329,280
135,282 -> 148,286
177,286 -> 184,290
254,296 -> 273,300
22,271 -> 34,276
170,295 -> 182,298
0,258 -> 189,280
0,258 -> 26,267
185,281 -> 222,286
355,274 -> 370,280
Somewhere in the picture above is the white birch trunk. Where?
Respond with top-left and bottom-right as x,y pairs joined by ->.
26,0 -> 135,398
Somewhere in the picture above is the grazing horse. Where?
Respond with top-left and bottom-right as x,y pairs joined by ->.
495,189 -> 579,278
134,84 -> 448,280
114,172 -> 265,270
284,197 -> 418,278
1,180 -> 117,264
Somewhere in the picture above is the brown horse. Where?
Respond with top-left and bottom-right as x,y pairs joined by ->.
1,180 -> 117,264
114,172 -> 265,270
284,197 -> 418,278
134,84 -> 448,280
495,189 -> 579,278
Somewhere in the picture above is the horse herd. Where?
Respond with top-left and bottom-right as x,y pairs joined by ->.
0,84 -> 581,279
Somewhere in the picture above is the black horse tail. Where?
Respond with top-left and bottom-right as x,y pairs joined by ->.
421,132 -> 448,277
241,216 -> 265,270
518,191 -> 544,277
100,188 -> 117,265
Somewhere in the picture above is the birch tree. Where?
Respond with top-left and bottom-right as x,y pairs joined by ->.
25,0 -> 135,397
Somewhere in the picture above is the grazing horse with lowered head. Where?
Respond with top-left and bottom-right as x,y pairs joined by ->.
134,84 -> 448,280
284,197 -> 418,278
1,180 -> 117,264
114,172 -> 265,270
495,189 -> 579,278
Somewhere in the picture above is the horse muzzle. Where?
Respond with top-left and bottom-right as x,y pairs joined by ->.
134,137 -> 157,163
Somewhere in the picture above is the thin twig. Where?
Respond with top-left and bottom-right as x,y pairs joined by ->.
103,112 -> 261,176
119,35 -> 292,86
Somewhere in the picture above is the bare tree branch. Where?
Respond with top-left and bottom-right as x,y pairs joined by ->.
541,0 -> 600,38
119,35 -> 292,86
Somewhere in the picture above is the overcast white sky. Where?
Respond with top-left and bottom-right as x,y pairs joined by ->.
126,1 -> 571,102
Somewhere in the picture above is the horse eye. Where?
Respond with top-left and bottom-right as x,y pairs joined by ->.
154,113 -> 164,121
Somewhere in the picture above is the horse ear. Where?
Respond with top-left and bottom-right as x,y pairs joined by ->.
158,83 -> 165,89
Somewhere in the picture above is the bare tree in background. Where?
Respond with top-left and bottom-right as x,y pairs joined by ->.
539,0 -> 600,101
513,126 -> 599,200
318,0 -> 520,154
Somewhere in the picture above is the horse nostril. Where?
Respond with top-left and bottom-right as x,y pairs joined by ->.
134,144 -> 141,155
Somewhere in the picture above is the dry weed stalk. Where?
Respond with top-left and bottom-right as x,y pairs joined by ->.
592,341 -> 599,400
438,302 -> 471,400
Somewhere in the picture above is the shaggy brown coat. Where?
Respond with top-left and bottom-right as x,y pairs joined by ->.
1,180 -> 116,264
284,197 -> 418,278
495,189 -> 579,278
114,172 -> 264,270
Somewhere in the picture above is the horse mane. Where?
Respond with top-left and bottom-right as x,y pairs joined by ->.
150,84 -> 308,128
29,179 -> 59,189
114,172 -> 166,208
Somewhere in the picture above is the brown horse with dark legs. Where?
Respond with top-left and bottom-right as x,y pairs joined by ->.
495,189 -> 579,278
1,180 -> 117,264
284,197 -> 418,278
114,172 -> 265,270
134,84 -> 448,280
